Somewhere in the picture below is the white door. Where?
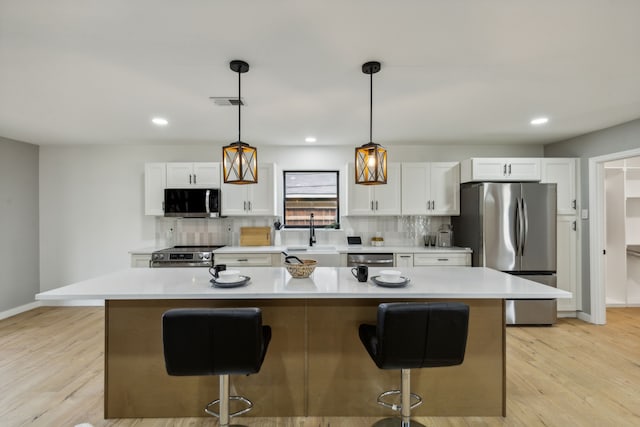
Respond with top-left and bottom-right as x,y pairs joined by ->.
347,163 -> 374,215
144,163 -> 166,216
166,163 -> 194,188
430,162 -> 459,215
192,163 -> 220,188
247,163 -> 276,216
541,158 -> 577,215
373,163 -> 401,215
557,216 -> 578,311
401,163 -> 428,215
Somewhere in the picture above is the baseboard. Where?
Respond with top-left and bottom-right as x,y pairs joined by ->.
557,310 -> 578,318
576,311 -> 593,323
0,301 -> 42,320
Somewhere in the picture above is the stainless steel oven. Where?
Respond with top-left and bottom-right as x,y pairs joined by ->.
150,245 -> 224,267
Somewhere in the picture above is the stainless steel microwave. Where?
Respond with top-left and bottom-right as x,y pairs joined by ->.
164,188 -> 221,218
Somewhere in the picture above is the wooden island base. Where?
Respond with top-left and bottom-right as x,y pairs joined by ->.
105,298 -> 505,418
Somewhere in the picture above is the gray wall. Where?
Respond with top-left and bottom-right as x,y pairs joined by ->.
545,118 -> 640,313
0,138 -> 39,312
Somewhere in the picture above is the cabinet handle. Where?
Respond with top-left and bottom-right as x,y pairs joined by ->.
432,200 -> 435,210
572,199 -> 577,209
189,174 -> 192,184
248,201 -> 252,211
371,201 -> 374,211
400,255 -> 411,258
572,221 -> 577,231
503,164 -> 507,175
244,201 -> 247,211
437,258 -> 449,262
237,258 -> 248,262
193,174 -> 197,184
508,164 -> 512,175
376,200 -> 379,210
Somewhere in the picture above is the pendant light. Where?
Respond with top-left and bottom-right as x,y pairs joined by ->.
355,61 -> 387,185
222,60 -> 258,184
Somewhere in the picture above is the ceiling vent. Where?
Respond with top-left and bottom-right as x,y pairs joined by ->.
209,97 -> 245,106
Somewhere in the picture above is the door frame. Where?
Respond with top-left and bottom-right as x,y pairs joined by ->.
589,147 -> 640,324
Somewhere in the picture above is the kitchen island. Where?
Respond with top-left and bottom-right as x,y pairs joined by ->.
36,267 -> 570,419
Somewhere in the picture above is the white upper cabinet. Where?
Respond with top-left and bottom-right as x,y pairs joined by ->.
346,163 -> 401,215
144,163 -> 166,216
401,162 -> 460,216
166,162 -> 220,188
540,158 -> 577,215
460,158 -> 541,182
221,163 -> 277,216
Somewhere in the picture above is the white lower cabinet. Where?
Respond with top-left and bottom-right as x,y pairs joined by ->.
395,253 -> 414,268
557,215 -> 579,311
214,253 -> 281,267
131,254 -> 151,268
413,253 -> 471,267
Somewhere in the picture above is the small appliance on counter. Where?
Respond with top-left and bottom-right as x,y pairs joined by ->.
437,224 -> 453,247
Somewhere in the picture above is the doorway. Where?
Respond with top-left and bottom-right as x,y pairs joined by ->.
590,147 -> 640,324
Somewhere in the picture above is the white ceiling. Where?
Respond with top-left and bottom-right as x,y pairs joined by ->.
1,1 -> 640,147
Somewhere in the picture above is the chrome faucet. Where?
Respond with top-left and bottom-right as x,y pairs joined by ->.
309,213 -> 316,247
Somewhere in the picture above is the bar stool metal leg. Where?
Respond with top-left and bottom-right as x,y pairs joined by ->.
204,374 -> 253,427
373,369 -> 426,427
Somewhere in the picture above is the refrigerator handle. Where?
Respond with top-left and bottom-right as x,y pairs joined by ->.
521,197 -> 529,255
515,198 -> 521,256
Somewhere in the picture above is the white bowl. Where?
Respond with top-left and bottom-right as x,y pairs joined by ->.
217,270 -> 241,283
379,270 -> 402,283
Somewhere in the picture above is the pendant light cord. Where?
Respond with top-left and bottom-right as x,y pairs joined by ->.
238,69 -> 242,143
369,72 -> 373,143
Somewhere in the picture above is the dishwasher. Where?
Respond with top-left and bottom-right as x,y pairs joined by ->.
347,253 -> 394,268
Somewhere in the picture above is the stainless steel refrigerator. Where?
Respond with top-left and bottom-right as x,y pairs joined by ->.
452,182 -> 558,325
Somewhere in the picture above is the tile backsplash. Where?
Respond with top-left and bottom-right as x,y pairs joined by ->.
155,216 -> 450,248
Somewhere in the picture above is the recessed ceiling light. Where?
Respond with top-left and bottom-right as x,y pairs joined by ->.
305,136 -> 317,143
152,117 -> 168,126
530,117 -> 549,125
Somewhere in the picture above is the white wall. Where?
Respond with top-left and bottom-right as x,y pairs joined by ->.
545,118 -> 640,313
0,138 -> 39,311
39,142 -> 542,292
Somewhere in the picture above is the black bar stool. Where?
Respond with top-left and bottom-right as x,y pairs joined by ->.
162,308 -> 271,427
359,302 -> 470,427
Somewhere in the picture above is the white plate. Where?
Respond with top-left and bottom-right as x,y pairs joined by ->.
370,276 -> 410,288
215,276 -> 242,283
210,275 -> 250,288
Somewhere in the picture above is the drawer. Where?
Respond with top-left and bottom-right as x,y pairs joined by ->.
214,253 -> 275,267
413,253 -> 470,266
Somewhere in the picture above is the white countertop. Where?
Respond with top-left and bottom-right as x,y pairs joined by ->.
130,245 -> 472,255
215,245 -> 472,254
36,267 -> 570,301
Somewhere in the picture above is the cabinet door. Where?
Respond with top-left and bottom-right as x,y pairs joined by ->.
166,163 -> 194,188
192,163 -> 220,188
373,163 -> 401,215
541,158 -> 577,215
507,158 -> 541,181
430,162 -> 460,215
221,184 -> 247,215
144,163 -> 166,216
247,163 -> 276,216
346,163 -> 374,215
401,163 -> 429,215
464,158 -> 507,181
556,216 -> 578,311
395,253 -> 414,267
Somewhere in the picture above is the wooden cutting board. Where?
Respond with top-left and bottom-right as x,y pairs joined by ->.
240,226 -> 272,246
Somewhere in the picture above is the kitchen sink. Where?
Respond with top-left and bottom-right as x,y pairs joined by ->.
286,245 -> 336,252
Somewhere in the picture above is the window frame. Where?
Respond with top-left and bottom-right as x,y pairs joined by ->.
282,170 -> 340,229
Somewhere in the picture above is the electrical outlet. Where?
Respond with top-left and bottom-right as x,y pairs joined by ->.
581,209 -> 589,219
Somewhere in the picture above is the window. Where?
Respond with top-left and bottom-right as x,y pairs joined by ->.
283,171 -> 339,228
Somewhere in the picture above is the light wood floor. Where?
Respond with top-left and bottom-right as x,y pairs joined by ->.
1,307 -> 639,427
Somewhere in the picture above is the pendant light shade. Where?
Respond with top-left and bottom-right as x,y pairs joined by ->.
223,60 -> 258,184
355,61 -> 387,185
